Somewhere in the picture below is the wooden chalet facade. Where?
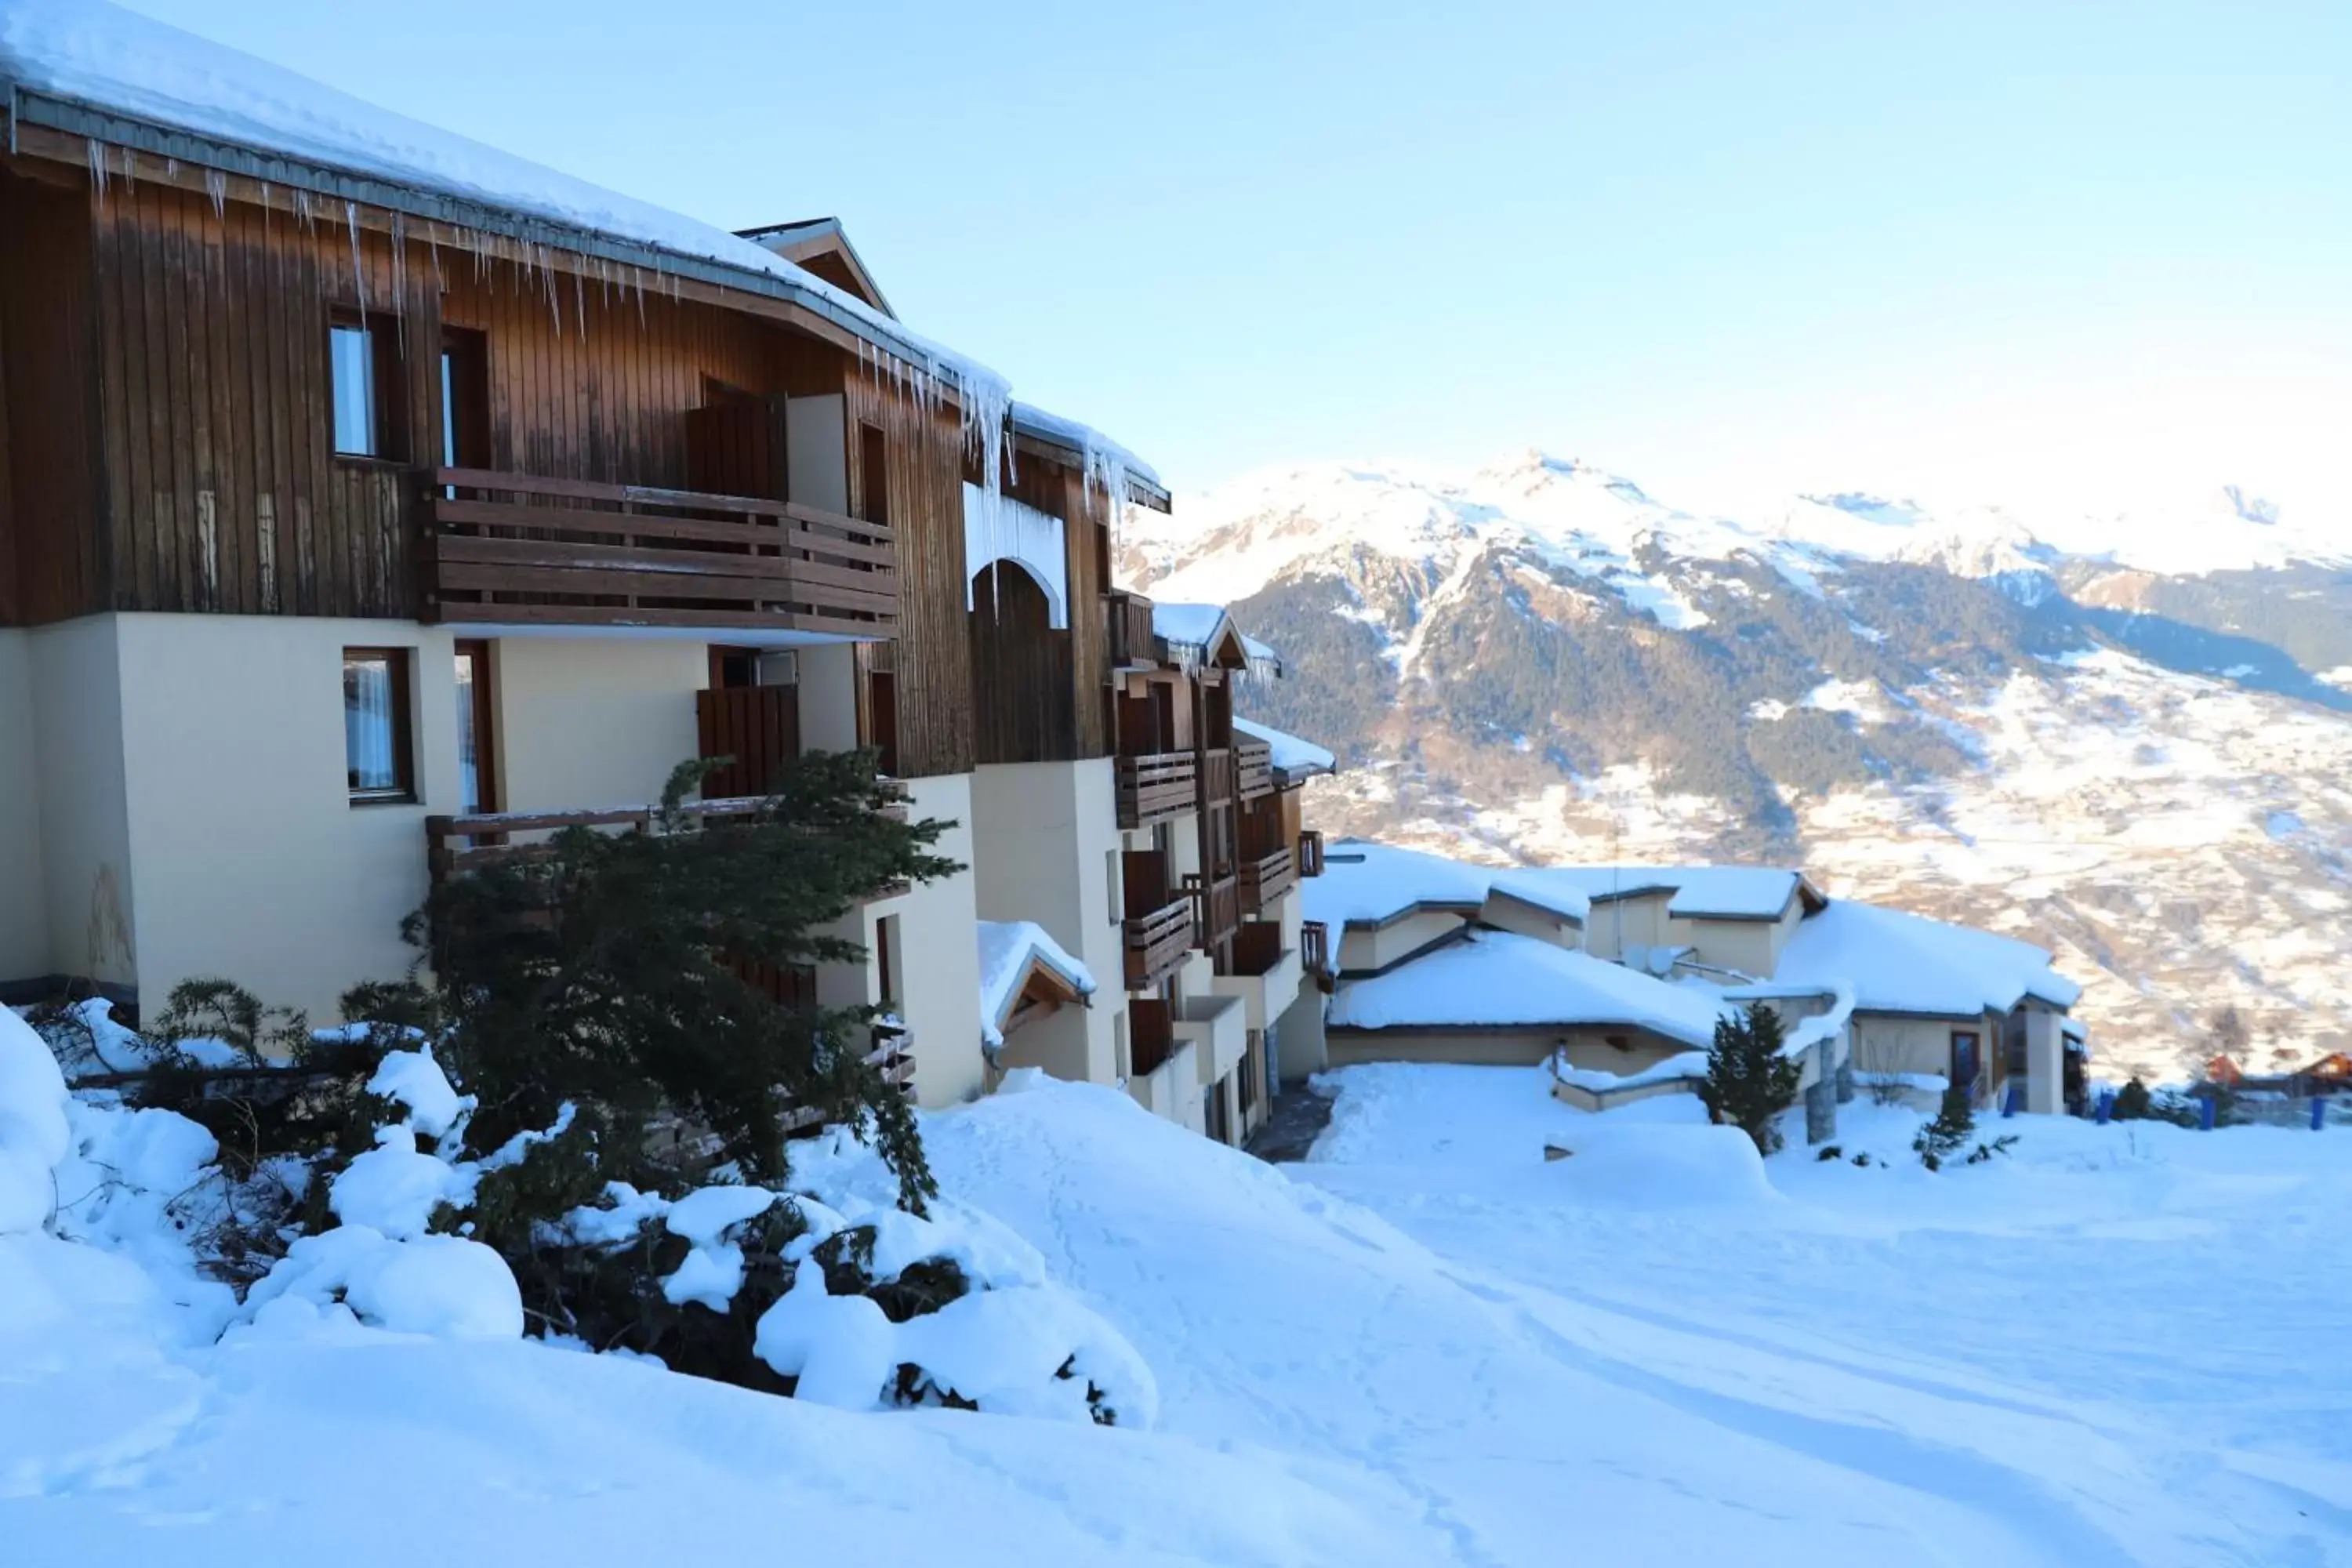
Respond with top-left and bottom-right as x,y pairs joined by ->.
0,27 -> 1335,1148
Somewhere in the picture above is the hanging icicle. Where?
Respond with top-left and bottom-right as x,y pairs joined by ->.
344,200 -> 367,317
572,263 -> 586,342
86,136 -> 107,201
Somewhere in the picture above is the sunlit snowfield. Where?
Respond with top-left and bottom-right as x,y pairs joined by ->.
11,1069 -> 2350,1566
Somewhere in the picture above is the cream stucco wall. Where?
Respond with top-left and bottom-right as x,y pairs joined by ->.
110,613 -> 461,1021
1272,983 -> 1327,1083
1479,893 -> 1583,951
969,758 -> 1123,1087
1327,1023 -> 1693,1072
1850,1012 -> 1989,1087
20,618 -> 137,995
491,637 -> 705,813
1581,892 -> 1672,961
825,771 -> 986,1110
1676,916 -> 1779,978
0,630 -> 49,986
1338,909 -> 1466,975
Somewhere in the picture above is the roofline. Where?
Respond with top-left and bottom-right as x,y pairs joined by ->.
1483,888 -> 1588,929
5,89 -> 964,394
1330,898 -> 1486,933
1325,1020 -> 1710,1046
1010,423 -> 1173,512
734,216 -> 896,320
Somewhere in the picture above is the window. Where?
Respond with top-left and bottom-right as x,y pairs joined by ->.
330,310 -> 407,459
858,422 -> 889,525
453,641 -> 495,815
344,648 -> 415,804
875,915 -> 903,1010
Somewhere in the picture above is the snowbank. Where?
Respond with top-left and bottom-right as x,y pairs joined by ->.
0,1004 -> 71,1234
1552,1048 -> 1709,1094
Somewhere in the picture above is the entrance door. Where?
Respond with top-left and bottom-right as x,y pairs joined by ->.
1950,1031 -> 1982,1098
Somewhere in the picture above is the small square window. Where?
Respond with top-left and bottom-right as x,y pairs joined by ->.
344,648 -> 415,804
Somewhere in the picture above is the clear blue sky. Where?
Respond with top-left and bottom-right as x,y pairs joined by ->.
123,1 -> 2352,515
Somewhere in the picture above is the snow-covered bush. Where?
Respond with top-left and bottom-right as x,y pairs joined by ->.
1698,1003 -> 1802,1156
0,1004 -> 72,1234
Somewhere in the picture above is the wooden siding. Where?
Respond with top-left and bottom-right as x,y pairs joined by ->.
969,557 -> 1075,764
847,372 -> 974,780
0,172 -> 104,623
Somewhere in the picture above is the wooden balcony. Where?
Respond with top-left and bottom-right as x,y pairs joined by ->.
1115,751 -> 1198,829
1129,997 -> 1176,1078
1200,747 -> 1235,804
1107,589 -> 1157,669
1239,844 -> 1297,913
1124,895 -> 1196,990
1298,828 -> 1327,878
1301,920 -> 1332,990
419,467 -> 898,638
1187,871 -> 1240,952
1236,736 -> 1274,800
1225,919 -> 1287,979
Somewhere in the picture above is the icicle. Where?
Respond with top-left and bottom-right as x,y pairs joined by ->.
632,264 -> 644,327
573,264 -> 586,341
165,156 -> 179,180
120,146 -> 136,191
86,136 -> 107,202
259,180 -> 271,241
204,169 -> 227,217
427,222 -> 444,292
389,212 -> 408,360
344,201 -> 367,318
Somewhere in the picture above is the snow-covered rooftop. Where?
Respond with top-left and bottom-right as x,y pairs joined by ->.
0,0 -> 1006,408
1328,930 -> 1730,1047
1510,866 -> 1817,921
1009,402 -> 1166,501
1304,840 -> 1588,934
1233,717 -> 1334,783
1774,900 -> 2082,1018
976,920 -> 1094,1048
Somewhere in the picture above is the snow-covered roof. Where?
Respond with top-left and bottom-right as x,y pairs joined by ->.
1328,930 -> 1731,1047
976,920 -> 1095,1048
1304,840 -> 1588,935
0,0 -> 1005,413
736,216 -> 895,319
1233,718 -> 1334,784
1774,900 -> 2082,1018
1009,402 -> 1168,509
1509,866 -> 1821,921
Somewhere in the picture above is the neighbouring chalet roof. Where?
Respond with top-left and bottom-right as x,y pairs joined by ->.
1150,603 -> 1283,677
1510,866 -> 1827,922
1328,930 -> 1730,1047
0,0 -> 1008,414
1304,840 -> 1590,935
1233,718 -> 1334,785
1010,402 -> 1171,512
1774,899 -> 2082,1019
736,216 -> 895,319
976,920 -> 1095,1050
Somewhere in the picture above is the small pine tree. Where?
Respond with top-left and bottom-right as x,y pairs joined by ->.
2112,1076 -> 2154,1120
1915,1083 -> 1976,1170
1698,1002 -> 1803,1156
412,750 -> 961,1213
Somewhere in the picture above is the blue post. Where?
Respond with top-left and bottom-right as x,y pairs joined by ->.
2199,1094 -> 2218,1131
2095,1088 -> 2114,1124
2002,1082 -> 2023,1118
2314,1097 -> 2328,1133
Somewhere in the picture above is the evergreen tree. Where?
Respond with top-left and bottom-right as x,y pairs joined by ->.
1914,1083 -> 1976,1170
410,750 -> 960,1212
1698,1002 -> 1803,1156
2113,1076 -> 2155,1120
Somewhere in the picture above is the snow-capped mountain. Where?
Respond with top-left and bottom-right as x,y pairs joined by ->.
1125,453 -> 2352,1082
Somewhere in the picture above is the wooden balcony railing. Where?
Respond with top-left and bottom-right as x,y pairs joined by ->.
780,1027 -> 915,1136
1236,737 -> 1274,800
1200,747 -> 1235,804
1123,895 -> 1196,989
1115,751 -> 1198,829
1301,920 -> 1331,989
424,793 -> 906,884
1186,871 -> 1240,951
1298,828 -> 1327,878
1107,589 -> 1157,668
419,467 -> 898,638
1129,997 -> 1176,1078
1239,845 -> 1297,913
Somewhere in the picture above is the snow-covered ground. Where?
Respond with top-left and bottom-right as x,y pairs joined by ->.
11,1057 -> 2351,1564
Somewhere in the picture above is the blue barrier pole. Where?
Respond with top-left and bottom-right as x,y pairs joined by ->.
2314,1097 -> 2328,1133
2002,1082 -> 2023,1118
2095,1088 -> 2113,1124
2199,1094 -> 2218,1131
